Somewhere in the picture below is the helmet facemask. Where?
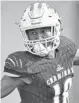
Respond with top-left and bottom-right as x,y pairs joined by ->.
23,26 -> 60,57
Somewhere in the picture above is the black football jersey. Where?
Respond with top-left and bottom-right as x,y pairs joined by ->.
4,36 -> 77,103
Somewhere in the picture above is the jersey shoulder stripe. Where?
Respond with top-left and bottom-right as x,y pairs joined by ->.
3,72 -> 20,77
4,51 -> 31,75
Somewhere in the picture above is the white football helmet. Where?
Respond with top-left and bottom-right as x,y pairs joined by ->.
19,2 -> 61,57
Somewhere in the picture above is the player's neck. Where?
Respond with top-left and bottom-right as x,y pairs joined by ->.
47,49 -> 59,59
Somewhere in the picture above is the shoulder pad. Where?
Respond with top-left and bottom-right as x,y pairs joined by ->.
27,58 -> 57,74
58,36 -> 77,56
4,51 -> 33,75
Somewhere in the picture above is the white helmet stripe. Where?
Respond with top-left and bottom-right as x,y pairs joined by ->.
29,3 -> 44,19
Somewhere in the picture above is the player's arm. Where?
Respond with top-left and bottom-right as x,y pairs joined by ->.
1,75 -> 22,98
73,49 -> 79,65
1,74 -> 32,98
1,53 -> 32,98
1,73 -> 32,98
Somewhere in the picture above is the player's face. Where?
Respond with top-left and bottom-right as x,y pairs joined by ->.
25,26 -> 59,57
26,27 -> 53,40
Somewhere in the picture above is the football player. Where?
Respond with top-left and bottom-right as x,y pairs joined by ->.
1,2 -> 79,103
